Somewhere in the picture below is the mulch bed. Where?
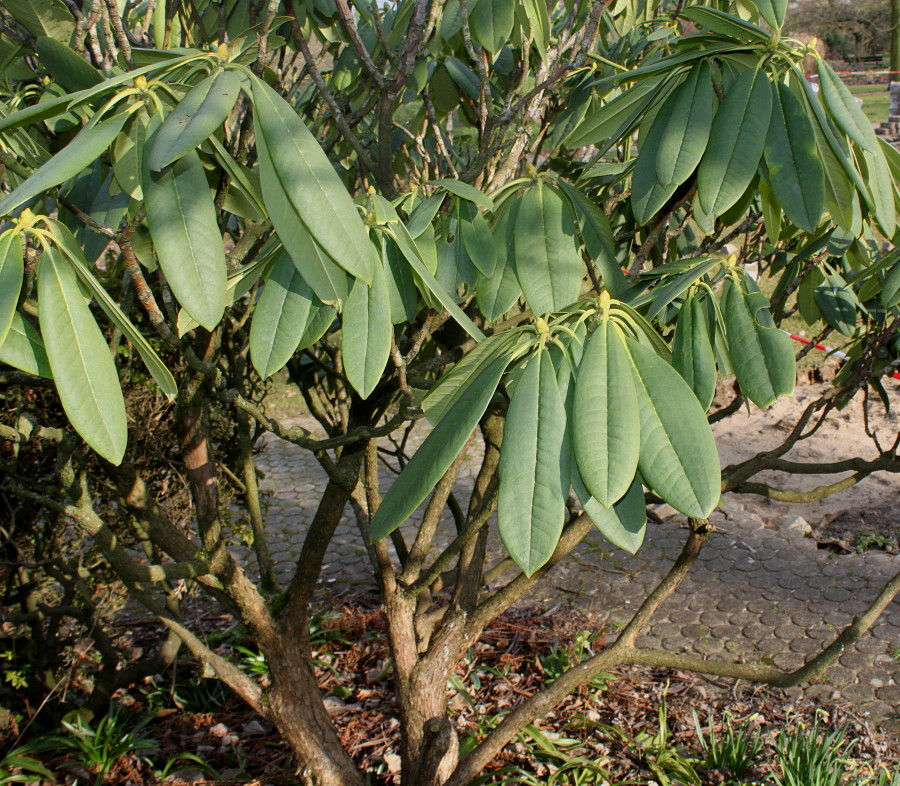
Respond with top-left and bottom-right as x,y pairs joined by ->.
8,596 -> 899,784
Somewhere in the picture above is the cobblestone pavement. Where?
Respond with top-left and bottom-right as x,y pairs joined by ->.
233,416 -> 900,732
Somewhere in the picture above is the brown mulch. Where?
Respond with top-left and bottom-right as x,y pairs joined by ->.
7,597 -> 899,784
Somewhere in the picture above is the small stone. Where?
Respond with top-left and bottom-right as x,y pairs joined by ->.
242,720 -> 267,735
209,722 -> 230,738
383,753 -> 402,774
782,515 -> 812,537
166,768 -> 207,782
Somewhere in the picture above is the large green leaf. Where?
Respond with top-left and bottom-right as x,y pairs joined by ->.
148,70 -> 242,170
0,312 -> 52,378
342,260 -> 392,399
863,146 -> 897,238
764,81 -> 824,233
38,246 -> 127,464
573,470 -> 646,554
0,112 -> 129,216
679,6 -> 769,43
251,77 -> 374,283
498,349 -> 568,576
572,320 -> 640,507
817,60 -> 878,154
514,183 -> 583,315
428,179 -> 494,211
370,351 -> 511,541
460,201 -> 496,277
672,293 -> 717,411
566,77 -> 665,149
814,274 -> 859,336
48,220 -> 177,400
476,198 -> 522,321
625,336 -> 720,519
631,105 -> 679,226
753,0 -> 787,28
36,37 -> 103,92
722,275 -> 796,408
142,147 -> 227,330
655,61 -> 714,188
4,0 -> 74,41
386,222 -> 485,341
697,67 -> 772,218
470,0 -> 515,54
0,232 -> 24,348
250,252 -> 330,378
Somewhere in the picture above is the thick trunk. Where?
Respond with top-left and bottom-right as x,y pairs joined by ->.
266,639 -> 365,786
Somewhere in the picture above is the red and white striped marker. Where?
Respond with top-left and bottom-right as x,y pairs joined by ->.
781,330 -> 900,381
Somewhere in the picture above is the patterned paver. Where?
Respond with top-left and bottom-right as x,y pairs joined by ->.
230,416 -> 900,732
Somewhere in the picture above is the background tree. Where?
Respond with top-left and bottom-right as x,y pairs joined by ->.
786,0 -> 890,61
0,1 -> 899,784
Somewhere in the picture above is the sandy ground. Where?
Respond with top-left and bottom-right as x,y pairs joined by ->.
712,374 -> 899,551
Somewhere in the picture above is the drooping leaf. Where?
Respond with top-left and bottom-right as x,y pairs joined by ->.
572,320 -> 640,507
679,6 -> 769,42
573,469 -> 646,554
250,252 -> 329,378
566,77 -> 665,149
631,102 -> 679,225
428,179 -> 494,211
383,236 -> 419,323
370,351 -> 511,541
817,59 -> 878,153
624,336 -> 720,519
112,113 -> 146,199
459,202 -> 496,277
643,257 -> 719,322
555,180 -> 627,298
722,275 -> 796,408
342,261 -> 393,399
672,293 -> 717,411
36,36 -> 103,92
814,274 -> 859,336
764,81 -> 824,233
444,56 -> 481,101
655,61 -> 714,188
697,67 -> 772,218
863,146 -> 897,238
0,112 -> 129,216
753,0 -> 787,29
142,146 -> 227,330
0,311 -> 52,378
469,0 -> 515,54
498,349 -> 568,576
251,76 -> 374,283
4,0 -> 74,41
514,182 -> 583,315
38,245 -> 127,464
476,199 -> 522,321
48,220 -> 177,400
0,232 -> 24,348
148,70 -> 242,170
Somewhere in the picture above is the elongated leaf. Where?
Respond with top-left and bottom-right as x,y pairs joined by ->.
514,182 -> 583,315
656,61 -> 714,188
574,470 -> 646,554
0,312 -> 51,378
679,6 -> 769,42
753,0 -> 787,29
672,294 -> 717,411
555,180 -> 626,298
625,336 -> 720,519
499,350 -> 567,576
476,199 -> 522,321
252,77 -> 374,282
644,257 -> 719,321
148,70 -> 242,170
764,81 -> 824,233
39,246 -> 127,463
249,252 -> 324,377
342,261 -> 392,399
143,147 -> 227,330
864,146 -> 897,237
460,202 -> 496,277
383,236 -> 419,323
573,320 -> 640,506
631,105 -> 679,225
387,223 -> 485,341
470,0 -> 515,53
697,67 -> 772,217
0,232 -> 24,347
722,275 -> 795,408
5,0 -> 73,41
370,352 -> 510,541
818,60 -> 878,153
814,274 -> 858,336
0,112 -> 129,216
48,220 -> 177,400
428,179 -> 494,211
36,36 -> 103,92
208,135 -> 267,217
567,77 -> 665,149
444,56 -> 481,101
